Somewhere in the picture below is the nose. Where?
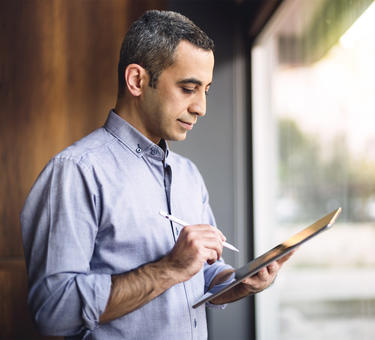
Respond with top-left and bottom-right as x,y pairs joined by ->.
188,91 -> 206,117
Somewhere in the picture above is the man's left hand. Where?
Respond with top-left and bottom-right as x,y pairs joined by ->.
240,250 -> 296,295
210,250 -> 296,305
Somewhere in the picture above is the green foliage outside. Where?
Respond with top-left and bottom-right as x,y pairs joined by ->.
278,117 -> 375,223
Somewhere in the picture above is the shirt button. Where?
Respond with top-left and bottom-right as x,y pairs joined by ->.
136,147 -> 142,153
194,318 -> 197,328
151,148 -> 157,155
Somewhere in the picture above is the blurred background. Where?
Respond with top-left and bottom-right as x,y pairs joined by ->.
1,0 -> 374,339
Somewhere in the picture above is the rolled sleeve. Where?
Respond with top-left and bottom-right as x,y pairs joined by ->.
77,273 -> 112,331
203,262 -> 235,310
31,273 -> 111,335
197,165 -> 235,309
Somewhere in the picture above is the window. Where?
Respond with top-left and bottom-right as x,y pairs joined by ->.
252,0 -> 375,339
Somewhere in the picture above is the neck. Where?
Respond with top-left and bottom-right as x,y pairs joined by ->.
114,95 -> 161,145
114,94 -> 133,120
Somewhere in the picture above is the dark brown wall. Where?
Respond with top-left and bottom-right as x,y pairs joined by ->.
0,0 -> 165,338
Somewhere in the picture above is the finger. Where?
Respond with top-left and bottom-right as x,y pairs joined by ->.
214,227 -> 226,242
190,226 -> 225,255
205,227 -> 226,245
182,225 -> 218,243
266,261 -> 279,275
206,248 -> 219,265
190,233 -> 223,262
192,224 -> 226,243
256,268 -> 269,281
204,238 -> 223,261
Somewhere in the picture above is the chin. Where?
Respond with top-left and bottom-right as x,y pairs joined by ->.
176,133 -> 188,141
166,132 -> 188,142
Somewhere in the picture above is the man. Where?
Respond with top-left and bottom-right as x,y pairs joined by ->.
21,10 -> 292,339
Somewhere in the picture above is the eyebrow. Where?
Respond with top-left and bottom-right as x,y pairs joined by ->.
177,78 -> 211,87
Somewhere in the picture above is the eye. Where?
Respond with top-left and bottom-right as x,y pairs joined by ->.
182,87 -> 194,94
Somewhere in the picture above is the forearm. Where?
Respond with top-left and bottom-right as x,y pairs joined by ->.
100,223 -> 228,323
99,257 -> 179,324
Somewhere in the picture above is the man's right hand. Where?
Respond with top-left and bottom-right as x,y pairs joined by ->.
100,224 -> 225,324
164,224 -> 226,283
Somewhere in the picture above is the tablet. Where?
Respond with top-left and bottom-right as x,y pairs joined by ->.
192,207 -> 341,308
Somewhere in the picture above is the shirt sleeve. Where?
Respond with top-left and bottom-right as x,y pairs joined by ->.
197,168 -> 235,308
21,157 -> 112,336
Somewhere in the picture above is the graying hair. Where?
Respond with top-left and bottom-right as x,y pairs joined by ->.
117,10 -> 214,95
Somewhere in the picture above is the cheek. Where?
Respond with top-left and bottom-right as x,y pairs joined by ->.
169,92 -> 189,114
154,84 -> 189,120
159,95 -> 186,120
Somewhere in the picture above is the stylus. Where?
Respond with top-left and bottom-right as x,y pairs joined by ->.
159,210 -> 239,252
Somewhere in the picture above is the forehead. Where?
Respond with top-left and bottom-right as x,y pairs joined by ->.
161,40 -> 214,84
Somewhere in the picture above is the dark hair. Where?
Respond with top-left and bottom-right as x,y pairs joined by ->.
117,10 -> 214,96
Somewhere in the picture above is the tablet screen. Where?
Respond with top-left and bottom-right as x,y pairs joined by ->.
192,207 -> 341,308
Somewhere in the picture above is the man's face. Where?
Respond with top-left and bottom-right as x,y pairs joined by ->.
138,40 -> 214,143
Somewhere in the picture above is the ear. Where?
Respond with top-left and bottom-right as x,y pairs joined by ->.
124,64 -> 148,97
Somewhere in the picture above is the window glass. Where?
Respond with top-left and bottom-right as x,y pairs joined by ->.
252,0 -> 375,339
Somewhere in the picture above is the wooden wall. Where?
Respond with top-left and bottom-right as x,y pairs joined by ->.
0,0 -> 165,338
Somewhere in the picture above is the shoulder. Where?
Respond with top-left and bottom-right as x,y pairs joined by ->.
53,127 -> 117,168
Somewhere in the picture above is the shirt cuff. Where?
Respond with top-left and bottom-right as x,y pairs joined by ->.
205,270 -> 236,309
76,273 -> 112,331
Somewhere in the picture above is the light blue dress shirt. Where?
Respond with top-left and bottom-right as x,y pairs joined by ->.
21,111 -> 233,339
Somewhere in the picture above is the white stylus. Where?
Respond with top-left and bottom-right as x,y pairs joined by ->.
159,210 -> 239,252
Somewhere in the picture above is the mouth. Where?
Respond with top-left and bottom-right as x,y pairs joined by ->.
177,119 -> 195,131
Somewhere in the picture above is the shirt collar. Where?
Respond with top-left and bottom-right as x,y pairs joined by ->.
104,110 -> 169,160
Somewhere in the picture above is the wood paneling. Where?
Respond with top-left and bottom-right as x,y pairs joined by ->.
0,0 -> 165,338
0,259 -> 49,339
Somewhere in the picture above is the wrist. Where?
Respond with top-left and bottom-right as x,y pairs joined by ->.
158,253 -> 189,285
154,255 -> 183,287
